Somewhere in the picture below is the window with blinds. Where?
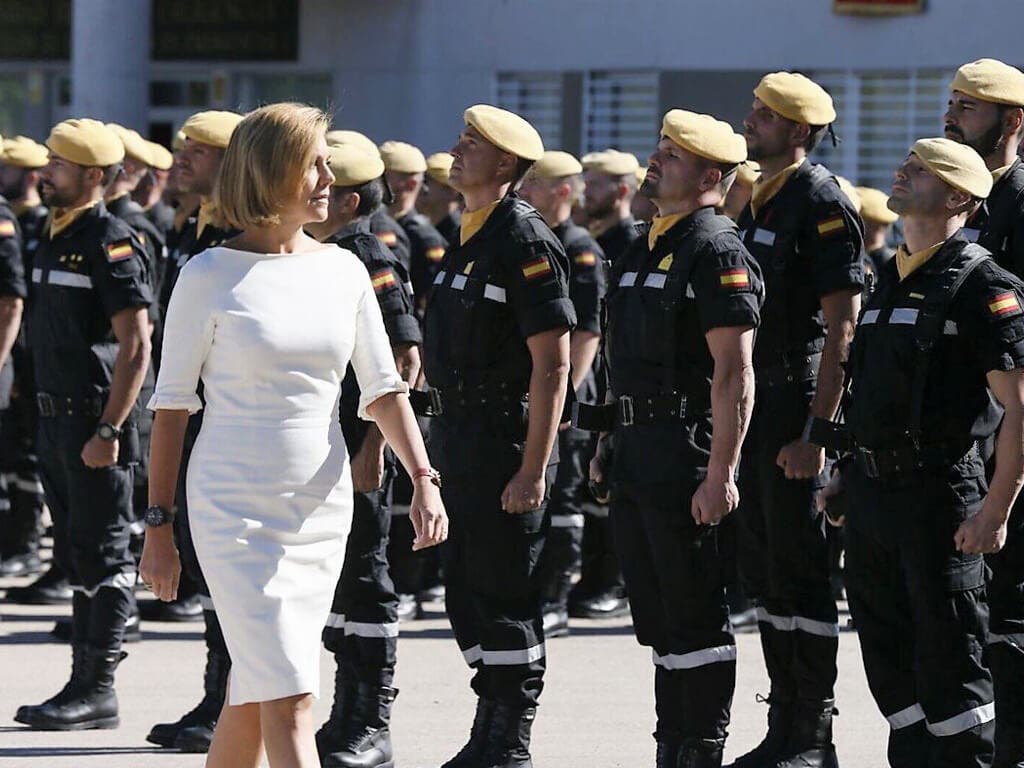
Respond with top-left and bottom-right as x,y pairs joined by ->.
496,72 -> 564,151
811,69 -> 954,190
583,70 -> 659,160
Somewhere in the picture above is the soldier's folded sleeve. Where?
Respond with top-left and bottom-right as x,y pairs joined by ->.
961,264 -> 1024,374
805,197 -> 865,299
567,241 -> 605,335
351,269 -> 409,421
506,239 -> 577,339
147,257 -> 214,413
0,216 -> 26,299
92,233 -> 154,319
693,238 -> 763,333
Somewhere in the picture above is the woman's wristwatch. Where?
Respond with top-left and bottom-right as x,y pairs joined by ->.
412,467 -> 442,488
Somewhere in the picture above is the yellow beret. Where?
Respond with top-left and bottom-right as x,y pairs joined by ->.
180,110 -> 242,150
911,137 -> 993,199
0,136 -> 49,169
951,59 -> 1024,107
46,118 -> 124,167
326,130 -> 380,157
106,123 -> 151,165
171,129 -> 187,152
146,141 -> 174,171
735,160 -> 760,186
379,141 -> 427,174
661,109 -> 747,165
328,144 -> 385,187
531,151 -> 583,178
584,149 -> 640,176
464,104 -> 544,161
754,72 -> 837,125
425,152 -> 454,186
836,176 -> 862,214
855,186 -> 899,225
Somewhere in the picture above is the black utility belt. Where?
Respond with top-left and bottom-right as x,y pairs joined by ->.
574,393 -> 695,432
852,440 -> 975,479
409,386 -> 526,418
36,392 -> 104,418
756,350 -> 823,388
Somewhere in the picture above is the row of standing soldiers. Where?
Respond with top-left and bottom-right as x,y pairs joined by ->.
1,56 -> 1024,768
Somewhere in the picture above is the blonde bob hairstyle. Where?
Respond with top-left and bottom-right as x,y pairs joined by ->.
214,103 -> 331,229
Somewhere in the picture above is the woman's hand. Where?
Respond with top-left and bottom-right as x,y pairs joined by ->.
410,478 -> 448,550
139,527 -> 182,602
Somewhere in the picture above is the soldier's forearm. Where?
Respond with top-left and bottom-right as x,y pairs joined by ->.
708,353 -> 754,478
809,319 -> 856,422
522,331 -> 571,478
0,296 -> 23,372
990,398 -> 1024,519
102,332 -> 151,428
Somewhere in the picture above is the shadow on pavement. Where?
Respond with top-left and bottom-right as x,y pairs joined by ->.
0,744 -> 166,757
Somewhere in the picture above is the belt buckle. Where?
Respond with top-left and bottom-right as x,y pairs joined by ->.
36,393 -> 54,417
860,448 -> 879,478
619,395 -> 635,427
429,388 -> 444,417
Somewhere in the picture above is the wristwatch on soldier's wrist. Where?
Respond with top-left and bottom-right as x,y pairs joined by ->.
143,505 -> 176,527
96,422 -> 122,442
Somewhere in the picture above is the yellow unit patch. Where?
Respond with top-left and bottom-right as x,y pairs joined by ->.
816,216 -> 846,237
427,246 -> 445,263
0,220 -> 15,237
657,254 -> 674,271
463,260 -> 475,275
575,251 -> 597,267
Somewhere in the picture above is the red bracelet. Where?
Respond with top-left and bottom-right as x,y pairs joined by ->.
412,467 -> 442,487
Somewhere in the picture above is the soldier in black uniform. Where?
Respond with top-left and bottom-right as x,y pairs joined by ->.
134,140 -> 176,242
944,58 -> 1024,768
304,143 -> 422,768
856,187 -> 898,298
13,119 -> 152,731
721,161 -> 760,222
584,110 -> 762,768
583,149 -> 641,265
380,141 -> 449,308
820,138 -> 1014,768
418,105 -> 574,768
421,151 -> 463,246
0,136 -> 47,581
731,72 -> 865,768
520,150 -> 606,637
145,110 -> 243,753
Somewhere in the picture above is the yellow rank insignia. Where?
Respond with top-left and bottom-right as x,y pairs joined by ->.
463,261 -> 474,275
371,268 -> 396,293
657,254 -> 674,271
105,239 -> 133,262
816,214 -> 846,238
908,292 -> 925,300
0,220 -> 15,237
575,251 -> 597,267
522,256 -> 553,282
988,291 -> 1022,318
719,268 -> 750,289
378,231 -> 398,246
427,245 -> 445,263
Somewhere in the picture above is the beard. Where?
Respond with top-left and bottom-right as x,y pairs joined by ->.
967,120 -> 1006,159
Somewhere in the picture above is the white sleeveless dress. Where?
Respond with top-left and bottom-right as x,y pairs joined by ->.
149,245 -> 407,705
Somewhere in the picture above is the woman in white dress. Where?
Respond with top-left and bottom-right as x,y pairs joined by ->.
140,103 -> 447,768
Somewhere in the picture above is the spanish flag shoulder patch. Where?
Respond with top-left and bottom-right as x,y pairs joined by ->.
988,290 -> 1022,318
816,214 -> 847,238
371,268 -> 397,293
426,245 -> 445,263
522,256 -> 553,282
105,238 -> 134,263
0,219 -> 15,238
574,251 -> 597,267
378,231 -> 398,247
719,267 -> 750,290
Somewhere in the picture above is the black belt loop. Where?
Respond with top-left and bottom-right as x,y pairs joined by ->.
36,392 -> 103,418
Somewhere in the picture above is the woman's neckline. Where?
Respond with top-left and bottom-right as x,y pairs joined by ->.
214,244 -> 338,257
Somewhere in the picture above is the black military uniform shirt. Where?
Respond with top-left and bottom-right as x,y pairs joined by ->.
29,201 -> 151,398
146,199 -> 176,242
864,244 -> 896,300
15,202 -> 48,278
596,215 -> 641,265
326,218 -> 421,453
552,220 -> 605,337
436,209 -> 462,247
0,197 -> 28,407
964,158 -> 1024,278
106,193 -> 166,308
847,233 -> 1024,450
370,207 -> 412,273
159,211 -> 237,321
397,210 -> 448,308
737,162 -> 864,369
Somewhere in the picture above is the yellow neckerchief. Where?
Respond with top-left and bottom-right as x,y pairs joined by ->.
750,158 -> 805,217
105,191 -> 130,205
895,241 -> 946,281
460,200 -> 501,245
49,200 -> 100,239
648,213 -> 686,251
992,163 -> 1015,184
197,198 -> 220,239
589,217 -> 615,239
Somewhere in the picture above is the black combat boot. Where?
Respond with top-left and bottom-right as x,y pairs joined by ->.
773,700 -> 838,768
146,648 -> 230,750
5,562 -> 72,604
678,738 -> 725,768
481,703 -> 536,768
316,655 -> 359,759
14,643 -> 87,725
323,684 -> 398,767
441,697 -> 496,768
727,697 -> 794,767
21,646 -> 124,730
